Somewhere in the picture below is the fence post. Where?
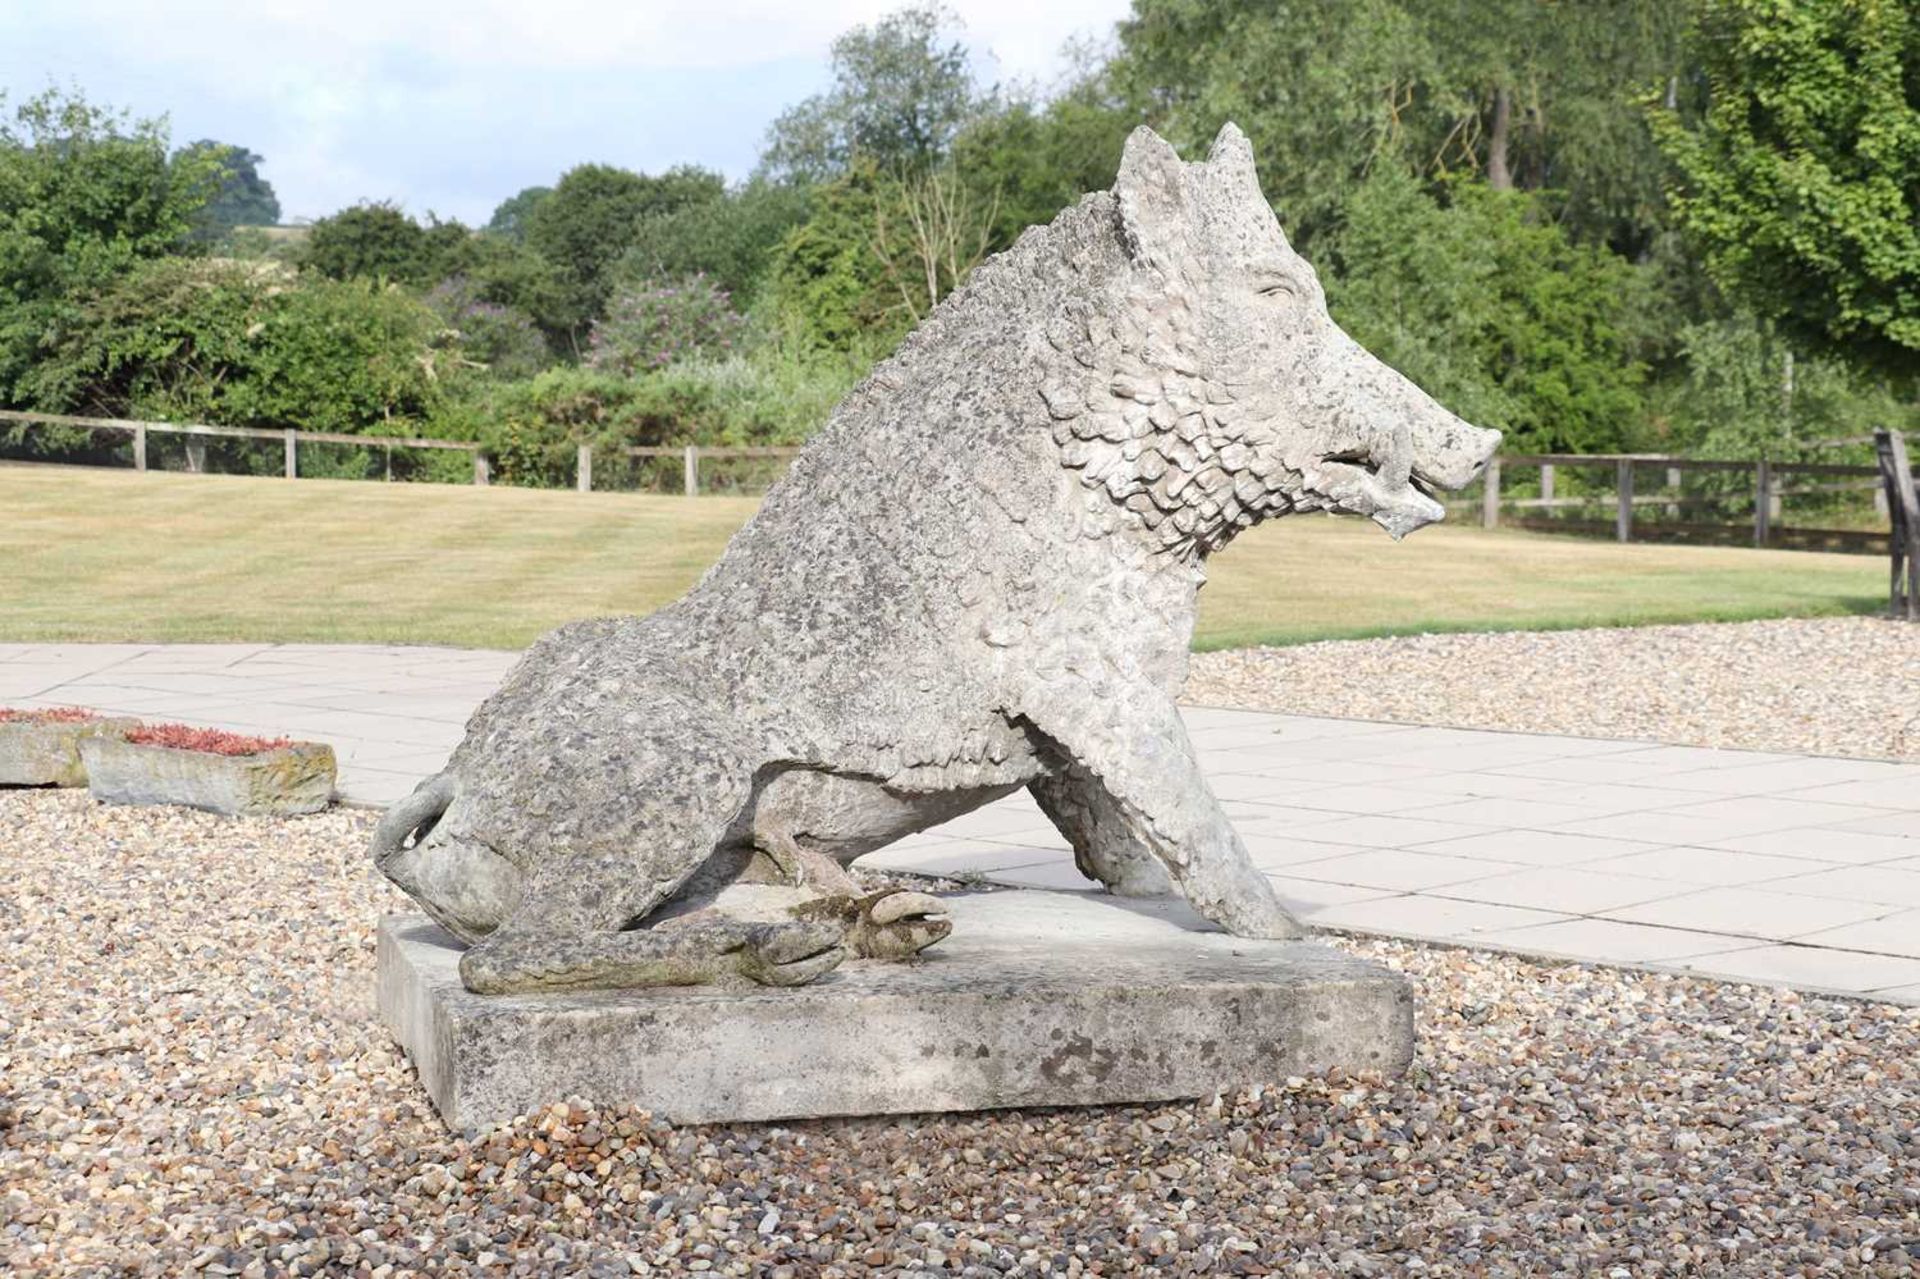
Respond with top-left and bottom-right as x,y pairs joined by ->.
684,445 -> 699,497
1615,458 -> 1634,543
133,423 -> 147,472
576,443 -> 592,493
1480,457 -> 1501,529
1539,462 -> 1554,503
472,452 -> 490,487
1754,460 -> 1771,548
284,429 -> 297,479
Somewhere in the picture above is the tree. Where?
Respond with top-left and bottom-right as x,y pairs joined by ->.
761,3 -> 983,181
302,202 -> 455,284
1112,0 -> 1439,250
486,185 -> 551,243
523,163 -> 727,343
951,59 -> 1140,246
769,166 -> 898,351
1325,170 -> 1647,454
618,180 -> 811,301
180,140 -> 281,237
1112,0 -> 1685,254
0,88 -> 226,403
21,256 -> 452,435
863,165 -> 999,325
1412,0 -> 1685,254
1651,0 -> 1920,376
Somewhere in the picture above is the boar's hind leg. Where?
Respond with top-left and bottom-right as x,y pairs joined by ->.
456,803 -> 846,995
1015,683 -> 1306,941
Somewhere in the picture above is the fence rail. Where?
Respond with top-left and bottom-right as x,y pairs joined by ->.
0,411 -> 807,496
1472,452 -> 1912,553
4,412 -> 1912,552
0,409 -> 492,484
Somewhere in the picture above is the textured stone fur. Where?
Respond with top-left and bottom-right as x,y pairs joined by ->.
370,124 -> 1500,994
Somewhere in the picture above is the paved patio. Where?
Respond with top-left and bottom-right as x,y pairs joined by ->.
5,642 -> 1918,1004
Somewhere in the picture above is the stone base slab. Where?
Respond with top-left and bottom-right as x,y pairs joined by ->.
378,891 -> 1415,1131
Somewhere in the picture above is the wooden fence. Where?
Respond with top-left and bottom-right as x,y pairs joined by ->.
0,409 -> 493,485
0,411 -> 802,495
5,411 -> 1914,551
1471,452 -> 1914,553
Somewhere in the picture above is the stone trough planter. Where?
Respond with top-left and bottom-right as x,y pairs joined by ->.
0,709 -> 137,787
80,724 -> 336,816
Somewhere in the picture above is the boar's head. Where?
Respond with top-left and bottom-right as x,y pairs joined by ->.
1049,124 -> 1500,553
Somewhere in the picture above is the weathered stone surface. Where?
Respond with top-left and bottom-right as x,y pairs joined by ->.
81,739 -> 336,815
370,123 -> 1500,995
0,718 -> 135,787
379,890 -> 1415,1130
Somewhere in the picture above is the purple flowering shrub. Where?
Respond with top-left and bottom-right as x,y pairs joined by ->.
587,274 -> 748,376
426,277 -> 551,380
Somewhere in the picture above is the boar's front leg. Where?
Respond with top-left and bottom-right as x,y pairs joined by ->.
1014,681 -> 1305,941
1029,765 -> 1172,896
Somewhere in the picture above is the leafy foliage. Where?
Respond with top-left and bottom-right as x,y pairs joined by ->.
586,276 -> 748,376
1647,312 -> 1920,459
0,89 -> 226,403
1326,171 -> 1647,454
449,346 -> 859,487
1651,0 -> 1920,376
761,3 -> 983,181
22,257 -> 451,434
6,5 -> 1914,493
426,276 -> 553,380
524,164 -> 727,339
951,71 -> 1139,246
618,180 -> 811,302
302,202 -> 471,286
1113,0 -> 1685,255
767,165 -> 903,352
485,185 -> 552,244
180,140 -> 281,238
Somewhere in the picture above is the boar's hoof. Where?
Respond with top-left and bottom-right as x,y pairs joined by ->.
737,919 -> 848,987
800,888 -> 953,961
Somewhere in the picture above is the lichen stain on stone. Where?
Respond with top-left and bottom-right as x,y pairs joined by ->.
1039,1033 -> 1117,1084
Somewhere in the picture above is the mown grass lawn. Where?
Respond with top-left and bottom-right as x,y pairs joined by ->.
0,464 -> 1887,650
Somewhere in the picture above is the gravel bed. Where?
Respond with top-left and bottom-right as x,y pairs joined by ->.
1188,617 -> 1920,762
4,791 -> 1917,1277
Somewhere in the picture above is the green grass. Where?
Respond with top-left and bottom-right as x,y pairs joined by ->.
0,464 -> 1886,650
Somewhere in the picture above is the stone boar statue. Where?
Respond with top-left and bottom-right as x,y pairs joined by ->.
371,124 -> 1500,994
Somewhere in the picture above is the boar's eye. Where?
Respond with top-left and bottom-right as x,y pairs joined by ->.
1256,278 -> 1297,299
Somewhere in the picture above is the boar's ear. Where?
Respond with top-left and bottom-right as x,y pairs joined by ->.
1113,126 -> 1191,267
1207,122 -> 1261,197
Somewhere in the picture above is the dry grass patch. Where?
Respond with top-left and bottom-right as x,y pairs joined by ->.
0,463 -> 1885,649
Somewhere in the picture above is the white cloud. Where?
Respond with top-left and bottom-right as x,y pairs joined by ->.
1,0 -> 1131,222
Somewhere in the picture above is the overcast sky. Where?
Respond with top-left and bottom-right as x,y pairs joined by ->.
1,0 -> 1130,225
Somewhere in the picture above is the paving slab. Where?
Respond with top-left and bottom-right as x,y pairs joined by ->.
378,893 -> 1415,1131
1468,918 -> 1755,964
1669,945 -> 1920,993
8,641 -> 1917,1006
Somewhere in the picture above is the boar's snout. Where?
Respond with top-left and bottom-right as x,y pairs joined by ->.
1291,330 -> 1502,540
1408,412 -> 1502,493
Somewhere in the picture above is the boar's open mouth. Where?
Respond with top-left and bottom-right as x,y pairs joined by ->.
1306,449 -> 1448,540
